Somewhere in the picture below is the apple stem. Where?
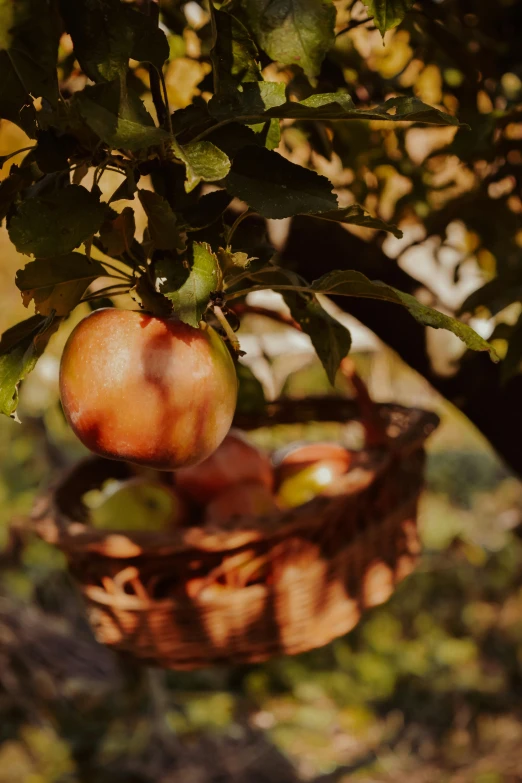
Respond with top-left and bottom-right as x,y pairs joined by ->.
212,305 -> 242,354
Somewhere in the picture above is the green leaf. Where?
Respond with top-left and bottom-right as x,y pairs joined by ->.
236,361 -> 266,415
310,204 -> 402,238
75,80 -> 170,152
180,190 -> 233,231
209,81 -> 287,120
0,0 -> 61,136
99,208 -> 135,256
267,94 -> 461,126
0,313 -> 60,417
177,141 -> 231,193
138,190 -> 183,251
224,145 -> 338,219
157,243 -> 220,327
59,0 -> 168,83
0,165 -> 35,222
240,0 -> 336,79
8,185 -> 106,257
360,0 -> 414,36
283,291 -> 351,384
309,270 -> 499,361
16,254 -> 107,316
211,8 -> 261,94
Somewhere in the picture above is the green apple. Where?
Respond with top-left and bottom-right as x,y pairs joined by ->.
84,478 -> 185,531
276,462 -> 342,509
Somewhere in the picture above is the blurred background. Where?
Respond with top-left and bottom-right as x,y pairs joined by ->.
3,0 -> 522,780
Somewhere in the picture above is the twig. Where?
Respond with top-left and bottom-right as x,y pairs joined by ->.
336,15 -> 375,36
230,303 -> 302,331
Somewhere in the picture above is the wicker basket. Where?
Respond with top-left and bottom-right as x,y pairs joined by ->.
31,397 -> 439,670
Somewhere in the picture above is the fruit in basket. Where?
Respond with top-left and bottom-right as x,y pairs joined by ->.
85,477 -> 186,531
175,431 -> 273,502
204,480 -> 279,526
276,442 -> 352,509
276,442 -> 352,482
59,309 -> 237,470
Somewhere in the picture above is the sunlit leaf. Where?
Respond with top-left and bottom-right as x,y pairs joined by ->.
8,185 -> 106,257
16,254 -> 107,315
240,0 -> 336,79
157,242 -> 220,327
310,270 -> 499,360
75,80 -> 169,152
0,313 -> 60,417
177,141 -> 231,193
361,0 -> 414,36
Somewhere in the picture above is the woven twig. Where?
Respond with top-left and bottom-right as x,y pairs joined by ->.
31,397 -> 439,669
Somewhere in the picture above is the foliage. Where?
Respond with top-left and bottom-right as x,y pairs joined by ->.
0,0 -> 499,420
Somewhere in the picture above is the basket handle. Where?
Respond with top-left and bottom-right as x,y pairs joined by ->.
340,358 -> 389,448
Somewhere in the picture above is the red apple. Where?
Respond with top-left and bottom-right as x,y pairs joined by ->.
204,480 -> 279,526
175,431 -> 273,502
59,309 -> 238,470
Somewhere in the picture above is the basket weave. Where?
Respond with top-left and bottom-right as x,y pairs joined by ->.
32,399 -> 439,670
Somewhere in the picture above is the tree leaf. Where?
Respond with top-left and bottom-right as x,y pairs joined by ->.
180,190 -> 233,231
74,80 -> 170,152
309,270 -> 499,361
0,0 -> 61,136
59,0 -> 168,83
267,94 -> 461,126
240,0 -> 336,79
99,207 -> 135,256
178,141 -> 231,194
236,361 -> 266,415
16,254 -> 108,316
211,8 -> 261,94
157,243 -> 220,327
209,81 -> 287,120
309,204 -> 402,237
0,312 -> 60,417
360,0 -> 414,36
8,185 -> 106,257
224,145 -> 338,219
138,190 -> 183,251
283,291 -> 351,384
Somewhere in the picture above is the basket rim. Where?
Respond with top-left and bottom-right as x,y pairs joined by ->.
31,400 -> 439,557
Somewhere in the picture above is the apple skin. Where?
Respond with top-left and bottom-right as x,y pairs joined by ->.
275,442 -> 352,509
175,431 -> 273,503
59,309 -> 238,470
276,442 -> 351,483
204,480 -> 279,526
87,477 -> 187,532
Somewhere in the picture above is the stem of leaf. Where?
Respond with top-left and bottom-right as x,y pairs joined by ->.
188,115 -> 265,144
226,210 -> 254,244
81,284 -> 131,303
0,146 -> 35,167
212,305 -> 242,353
100,262 -> 134,281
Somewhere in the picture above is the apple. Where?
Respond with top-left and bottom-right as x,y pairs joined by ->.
85,477 -> 186,531
204,481 -> 279,526
175,430 -> 273,503
275,442 -> 352,509
276,442 -> 352,483
59,309 -> 237,470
